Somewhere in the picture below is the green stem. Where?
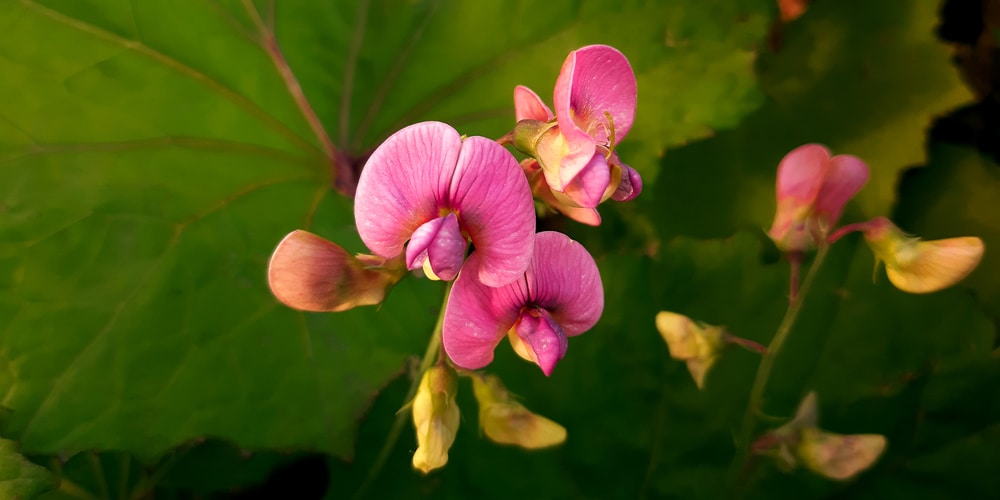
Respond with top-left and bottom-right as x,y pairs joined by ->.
735,245 -> 830,468
352,281 -> 452,500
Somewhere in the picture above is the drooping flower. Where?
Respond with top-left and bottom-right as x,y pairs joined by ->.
471,374 -> 566,449
267,230 -> 405,312
411,364 -> 461,474
768,144 -> 870,253
355,121 -> 536,287
508,45 -> 641,214
442,231 -> 603,376
854,216 -> 984,294
655,311 -> 764,389
754,392 -> 887,481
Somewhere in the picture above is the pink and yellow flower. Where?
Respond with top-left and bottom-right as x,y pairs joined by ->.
442,231 -> 603,376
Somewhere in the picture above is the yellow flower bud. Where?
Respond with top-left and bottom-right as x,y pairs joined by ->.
411,365 -> 460,474
654,312 -> 726,389
472,374 -> 566,449
797,428 -> 887,480
862,217 -> 984,294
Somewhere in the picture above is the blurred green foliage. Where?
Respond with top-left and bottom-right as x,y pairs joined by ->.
0,0 -> 996,498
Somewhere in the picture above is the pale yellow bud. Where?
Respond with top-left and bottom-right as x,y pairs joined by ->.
472,375 -> 566,449
411,365 -> 460,474
862,217 -> 984,294
654,311 -> 726,388
797,428 -> 887,480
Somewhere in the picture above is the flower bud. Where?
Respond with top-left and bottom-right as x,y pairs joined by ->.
267,230 -> 405,312
411,365 -> 460,474
471,374 -> 566,449
655,312 -> 763,389
861,217 -> 984,293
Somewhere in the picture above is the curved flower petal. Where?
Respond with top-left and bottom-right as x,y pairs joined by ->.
884,237 -> 985,293
509,308 -> 568,376
449,136 -> 535,287
559,153 -> 611,209
775,144 -> 829,207
405,213 -> 466,281
514,85 -> 553,122
442,250 -> 527,370
526,232 -> 604,335
355,121 -> 462,259
610,155 -> 643,202
814,154 -> 869,227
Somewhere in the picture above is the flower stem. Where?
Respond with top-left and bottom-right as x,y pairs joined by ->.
734,245 -> 830,474
352,281 -> 452,500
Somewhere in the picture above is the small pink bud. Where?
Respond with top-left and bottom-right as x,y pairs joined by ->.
267,230 -> 404,312
861,217 -> 985,294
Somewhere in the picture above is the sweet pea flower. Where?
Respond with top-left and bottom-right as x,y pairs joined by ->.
508,45 -> 641,213
471,374 -> 566,449
442,231 -> 603,376
411,364 -> 461,474
268,230 -> 405,312
768,144 -> 870,253
355,121 -> 535,286
834,216 -> 984,294
754,392 -> 887,481
655,312 -> 765,389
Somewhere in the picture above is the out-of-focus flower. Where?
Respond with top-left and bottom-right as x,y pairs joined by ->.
411,365 -> 460,474
509,45 -> 641,213
355,121 -> 535,286
267,230 -> 405,312
471,374 -> 566,449
655,312 -> 764,389
754,392 -> 887,481
858,216 -> 984,294
768,144 -> 869,253
443,231 -> 603,376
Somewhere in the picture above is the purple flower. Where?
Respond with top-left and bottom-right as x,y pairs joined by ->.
442,231 -> 604,376
355,121 -> 536,287
511,45 -> 641,211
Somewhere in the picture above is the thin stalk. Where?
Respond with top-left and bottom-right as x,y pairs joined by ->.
735,245 -> 830,465
352,281 -> 452,500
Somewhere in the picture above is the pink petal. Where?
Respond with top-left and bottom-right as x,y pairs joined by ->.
610,156 -> 643,202
514,85 -> 554,122
525,232 -> 603,336
775,144 -> 830,206
449,136 -> 536,287
814,154 -> 869,227
442,251 -> 528,370
560,153 -> 610,208
512,308 -> 568,376
405,213 -> 466,281
355,122 -> 462,259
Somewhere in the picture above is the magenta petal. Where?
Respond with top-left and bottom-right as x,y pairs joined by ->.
526,232 -> 603,336
513,308 -> 568,376
556,45 -> 637,141
561,153 -> 610,208
775,144 -> 830,205
442,252 -> 527,370
449,136 -> 535,287
355,122 -> 462,259
514,85 -> 554,122
405,213 -> 466,281
814,154 -> 869,226
611,159 -> 643,202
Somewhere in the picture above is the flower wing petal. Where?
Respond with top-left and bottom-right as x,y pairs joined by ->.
556,45 -> 637,143
775,144 -> 830,206
355,121 -> 462,258
442,252 -> 527,370
525,231 -> 603,336
449,136 -> 536,287
814,154 -> 869,226
405,213 -> 467,281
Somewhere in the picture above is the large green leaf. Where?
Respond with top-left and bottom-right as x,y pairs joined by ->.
653,0 -> 974,240
0,0 -> 774,462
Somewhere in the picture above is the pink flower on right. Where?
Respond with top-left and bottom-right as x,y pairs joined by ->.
768,144 -> 870,253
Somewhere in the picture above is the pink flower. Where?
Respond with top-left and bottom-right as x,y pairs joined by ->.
511,45 -> 641,212
768,144 -> 870,252
442,231 -> 604,376
355,121 -> 536,287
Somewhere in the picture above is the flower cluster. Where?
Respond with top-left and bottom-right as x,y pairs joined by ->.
267,45 -> 642,474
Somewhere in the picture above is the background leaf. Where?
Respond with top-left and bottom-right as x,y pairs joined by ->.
0,437 -> 56,499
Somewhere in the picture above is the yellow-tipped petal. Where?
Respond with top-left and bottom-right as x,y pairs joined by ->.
471,375 -> 566,450
411,366 -> 460,474
797,428 -> 887,480
883,237 -> 984,294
